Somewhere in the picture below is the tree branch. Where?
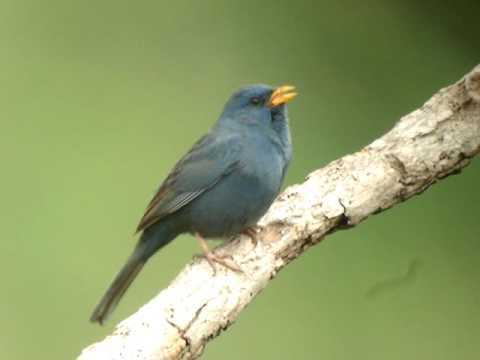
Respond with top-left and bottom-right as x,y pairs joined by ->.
79,65 -> 480,360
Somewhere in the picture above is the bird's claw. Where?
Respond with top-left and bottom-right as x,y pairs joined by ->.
241,227 -> 259,246
201,252 -> 243,274
194,232 -> 243,274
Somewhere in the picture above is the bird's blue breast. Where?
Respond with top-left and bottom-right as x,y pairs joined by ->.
180,131 -> 286,238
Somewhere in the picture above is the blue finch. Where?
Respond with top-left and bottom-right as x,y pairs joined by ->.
91,84 -> 297,324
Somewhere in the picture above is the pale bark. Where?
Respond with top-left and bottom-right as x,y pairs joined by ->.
79,64 -> 480,360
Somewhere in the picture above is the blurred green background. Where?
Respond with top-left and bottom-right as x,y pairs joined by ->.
1,0 -> 479,359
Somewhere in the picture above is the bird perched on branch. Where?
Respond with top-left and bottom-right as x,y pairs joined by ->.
90,84 -> 297,324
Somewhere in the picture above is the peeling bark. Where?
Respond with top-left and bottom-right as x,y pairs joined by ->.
79,64 -> 480,360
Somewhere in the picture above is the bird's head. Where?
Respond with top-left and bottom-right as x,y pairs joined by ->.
220,84 -> 296,121
217,84 -> 297,142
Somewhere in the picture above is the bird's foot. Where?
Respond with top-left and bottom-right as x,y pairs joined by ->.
241,227 -> 259,246
202,252 -> 242,274
195,232 -> 242,274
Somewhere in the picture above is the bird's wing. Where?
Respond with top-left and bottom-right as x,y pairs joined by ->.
136,132 -> 242,232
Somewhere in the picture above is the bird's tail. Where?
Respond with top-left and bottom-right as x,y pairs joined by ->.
90,224 -> 177,324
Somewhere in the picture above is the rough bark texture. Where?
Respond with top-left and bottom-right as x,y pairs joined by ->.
79,65 -> 480,360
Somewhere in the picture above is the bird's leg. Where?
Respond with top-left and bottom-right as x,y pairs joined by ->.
195,233 -> 242,274
241,226 -> 259,246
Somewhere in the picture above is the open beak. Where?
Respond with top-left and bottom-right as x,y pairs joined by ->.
267,85 -> 297,108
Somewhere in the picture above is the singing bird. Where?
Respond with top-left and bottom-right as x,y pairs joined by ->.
90,84 -> 297,324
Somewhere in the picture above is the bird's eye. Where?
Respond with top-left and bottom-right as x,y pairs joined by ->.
250,97 -> 261,105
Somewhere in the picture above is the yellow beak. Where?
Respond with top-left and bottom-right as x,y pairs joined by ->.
267,85 -> 297,108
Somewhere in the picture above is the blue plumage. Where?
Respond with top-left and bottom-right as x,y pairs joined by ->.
91,84 -> 296,324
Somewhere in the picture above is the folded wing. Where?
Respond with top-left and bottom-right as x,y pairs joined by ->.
136,133 -> 242,232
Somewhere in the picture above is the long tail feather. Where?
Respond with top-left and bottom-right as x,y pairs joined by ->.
90,221 -> 177,324
90,252 -> 145,325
